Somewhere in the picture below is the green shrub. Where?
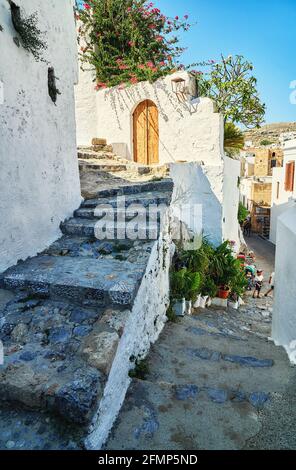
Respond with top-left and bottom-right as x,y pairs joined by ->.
129,358 -> 149,380
9,1 -> 47,62
238,202 -> 249,225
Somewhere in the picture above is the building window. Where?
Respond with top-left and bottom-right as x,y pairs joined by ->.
276,182 -> 280,199
284,161 -> 295,192
271,159 -> 277,168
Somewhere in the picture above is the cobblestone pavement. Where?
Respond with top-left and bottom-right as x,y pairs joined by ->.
106,237 -> 296,450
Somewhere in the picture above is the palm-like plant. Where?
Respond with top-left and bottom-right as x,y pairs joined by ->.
224,122 -> 244,157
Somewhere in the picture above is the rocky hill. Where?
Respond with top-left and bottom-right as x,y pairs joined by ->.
244,122 -> 296,146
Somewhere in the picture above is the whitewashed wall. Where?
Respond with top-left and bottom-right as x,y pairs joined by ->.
272,205 -> 296,364
75,71 -> 224,166
169,160 -> 240,247
0,0 -> 81,272
223,156 -> 241,245
270,139 -> 296,244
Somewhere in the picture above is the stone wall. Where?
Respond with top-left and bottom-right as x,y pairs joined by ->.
75,71 -> 224,166
272,205 -> 296,364
0,0 -> 81,273
85,219 -> 172,449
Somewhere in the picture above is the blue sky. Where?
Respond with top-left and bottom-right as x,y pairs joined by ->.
77,1 -> 295,124
157,0 -> 296,124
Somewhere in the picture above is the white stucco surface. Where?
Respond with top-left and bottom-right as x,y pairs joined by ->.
272,205 -> 296,364
169,160 -> 240,247
223,156 -> 241,245
270,139 -> 296,244
85,222 -> 172,449
75,71 -> 224,165
0,0 -> 81,272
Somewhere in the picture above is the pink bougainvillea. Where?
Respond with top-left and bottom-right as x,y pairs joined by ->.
77,0 -> 192,89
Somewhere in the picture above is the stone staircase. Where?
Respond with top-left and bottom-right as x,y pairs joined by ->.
0,178 -> 174,448
78,138 -> 169,182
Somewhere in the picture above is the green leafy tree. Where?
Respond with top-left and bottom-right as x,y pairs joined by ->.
76,0 -> 192,89
198,54 -> 266,128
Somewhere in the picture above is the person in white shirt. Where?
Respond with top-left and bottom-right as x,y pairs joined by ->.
265,272 -> 275,297
253,270 -> 264,299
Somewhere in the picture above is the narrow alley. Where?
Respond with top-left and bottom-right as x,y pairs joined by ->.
106,236 -> 296,450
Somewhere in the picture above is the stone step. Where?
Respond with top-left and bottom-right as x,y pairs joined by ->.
74,206 -> 167,221
82,190 -> 172,209
93,179 -> 174,198
60,218 -> 160,240
0,291 -> 127,426
44,236 -> 154,264
78,150 -> 118,161
79,161 -> 128,173
1,255 -> 147,307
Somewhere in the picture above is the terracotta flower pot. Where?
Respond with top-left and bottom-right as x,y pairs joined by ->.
218,288 -> 230,299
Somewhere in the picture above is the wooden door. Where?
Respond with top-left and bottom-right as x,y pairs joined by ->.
133,100 -> 159,165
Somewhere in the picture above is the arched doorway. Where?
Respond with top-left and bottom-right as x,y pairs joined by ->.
133,100 -> 159,165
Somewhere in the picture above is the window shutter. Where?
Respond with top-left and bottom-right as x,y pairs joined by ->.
285,161 -> 295,192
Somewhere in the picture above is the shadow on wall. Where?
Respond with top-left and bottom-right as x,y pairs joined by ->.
170,163 -> 223,247
103,79 -> 202,163
103,78 -> 199,129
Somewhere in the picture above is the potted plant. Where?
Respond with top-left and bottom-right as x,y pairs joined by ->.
200,277 -> 218,309
170,268 -> 186,316
208,241 -> 240,299
184,270 -> 201,315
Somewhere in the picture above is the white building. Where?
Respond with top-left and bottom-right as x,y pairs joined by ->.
75,70 -> 241,247
0,0 -> 81,272
272,204 -> 296,364
270,139 -> 296,244
75,71 -> 224,166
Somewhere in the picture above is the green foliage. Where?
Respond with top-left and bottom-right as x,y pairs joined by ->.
170,268 -> 201,301
208,241 -> 242,290
170,239 -> 247,303
198,54 -> 266,128
238,202 -> 249,225
9,1 -> 47,62
166,305 -> 179,323
129,358 -> 149,380
77,0 -> 191,89
201,276 -> 217,298
224,122 -> 244,156
260,139 -> 273,146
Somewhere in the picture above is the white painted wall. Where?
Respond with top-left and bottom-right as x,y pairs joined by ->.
75,71 -> 224,166
0,0 -> 81,273
270,139 -> 296,244
169,160 -> 240,248
223,156 -> 241,245
85,216 -> 172,449
272,205 -> 296,364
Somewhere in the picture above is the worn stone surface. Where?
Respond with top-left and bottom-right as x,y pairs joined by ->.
80,330 -> 119,375
106,237 -> 296,450
0,292 -> 125,424
0,178 -> 173,448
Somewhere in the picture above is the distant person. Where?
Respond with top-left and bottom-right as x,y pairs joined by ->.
245,264 -> 256,290
265,272 -> 275,297
243,218 -> 251,237
253,270 -> 264,299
